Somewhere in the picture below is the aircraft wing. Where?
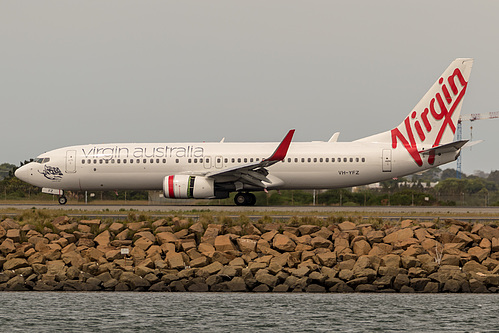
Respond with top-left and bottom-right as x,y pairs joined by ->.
204,129 -> 295,189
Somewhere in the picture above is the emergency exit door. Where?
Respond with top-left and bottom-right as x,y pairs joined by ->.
66,150 -> 76,173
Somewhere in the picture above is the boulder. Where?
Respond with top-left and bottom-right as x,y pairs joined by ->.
1,218 -> 20,230
94,230 -> 111,247
156,232 -> 179,246
383,228 -> 414,244
468,247 -> 490,262
6,229 -> 20,242
255,272 -> 278,288
3,258 -> 28,270
338,221 -> 357,232
214,235 -> 236,252
366,230 -> 385,243
381,254 -> 401,268
134,237 -> 153,251
199,261 -> 224,276
119,271 -> 151,289
316,251 -> 336,267
227,277 -> 247,292
237,237 -> 257,253
311,236 -> 332,249
306,284 -> 326,293
0,239 -> 16,255
442,279 -> 461,292
353,240 -> 371,256
166,253 -> 185,270
478,225 -> 499,241
273,234 -> 296,252
298,225 -> 321,236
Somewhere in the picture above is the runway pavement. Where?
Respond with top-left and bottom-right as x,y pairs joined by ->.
0,203 -> 498,216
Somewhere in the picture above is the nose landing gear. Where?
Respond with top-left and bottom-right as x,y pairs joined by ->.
234,192 -> 256,206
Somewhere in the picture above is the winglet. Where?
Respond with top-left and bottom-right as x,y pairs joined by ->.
265,129 -> 295,161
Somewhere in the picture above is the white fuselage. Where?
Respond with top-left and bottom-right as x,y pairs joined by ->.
15,140 -> 458,192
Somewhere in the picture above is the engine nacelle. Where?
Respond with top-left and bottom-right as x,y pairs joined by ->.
163,175 -> 215,199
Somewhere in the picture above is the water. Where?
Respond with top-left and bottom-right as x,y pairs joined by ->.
0,293 -> 498,332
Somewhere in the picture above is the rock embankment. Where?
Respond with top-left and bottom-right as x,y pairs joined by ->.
1,216 -> 499,292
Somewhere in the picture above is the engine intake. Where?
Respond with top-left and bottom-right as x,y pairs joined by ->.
163,175 -> 215,199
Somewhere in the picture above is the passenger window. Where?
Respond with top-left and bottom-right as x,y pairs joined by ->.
362,157 -> 366,162
325,158 -> 329,162
288,158 -> 291,163
224,158 -> 228,163
117,159 -> 121,164
238,158 -> 241,163
136,159 -> 140,164
350,158 -> 353,162
256,158 -> 260,161
217,158 -> 221,163
111,159 -> 115,164
163,159 -> 166,163
93,159 -> 97,164
130,159 -> 133,164
150,159 -> 154,163
200,158 -> 203,163
82,160 -> 85,164
176,159 -> 179,163
143,159 -> 147,164
319,158 -> 323,162
338,158 -> 341,163
99,160 -> 103,164
156,159 -> 159,163
231,158 -> 235,163
244,158 -> 247,163
188,159 -> 192,163
308,158 -> 311,163
301,158 -> 305,163
105,159 -> 109,164
294,158 -> 298,163
344,158 -> 347,162
314,158 -> 317,162
123,159 -> 127,164
250,158 -> 254,162
356,157 -> 359,162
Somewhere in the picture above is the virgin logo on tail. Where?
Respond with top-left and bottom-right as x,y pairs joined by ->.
391,68 -> 468,166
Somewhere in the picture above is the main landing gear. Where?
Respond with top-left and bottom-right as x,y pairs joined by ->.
58,196 -> 67,205
234,192 -> 256,206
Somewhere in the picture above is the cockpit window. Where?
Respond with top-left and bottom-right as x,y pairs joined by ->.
34,158 -> 50,164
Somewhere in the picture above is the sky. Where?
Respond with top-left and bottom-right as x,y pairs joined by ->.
1,1 -> 499,175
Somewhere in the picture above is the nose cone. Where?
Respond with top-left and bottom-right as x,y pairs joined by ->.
15,164 -> 30,182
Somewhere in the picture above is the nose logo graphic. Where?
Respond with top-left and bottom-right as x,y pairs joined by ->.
39,165 -> 63,181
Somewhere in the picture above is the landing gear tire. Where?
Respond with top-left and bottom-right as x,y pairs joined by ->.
234,192 -> 256,206
247,193 -> 256,206
58,196 -> 67,205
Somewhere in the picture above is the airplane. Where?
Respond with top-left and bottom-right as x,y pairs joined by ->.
15,58 -> 474,206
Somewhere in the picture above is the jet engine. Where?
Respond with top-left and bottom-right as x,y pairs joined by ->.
163,175 -> 215,199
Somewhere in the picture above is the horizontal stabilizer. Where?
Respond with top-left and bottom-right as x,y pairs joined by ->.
419,140 -> 468,155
